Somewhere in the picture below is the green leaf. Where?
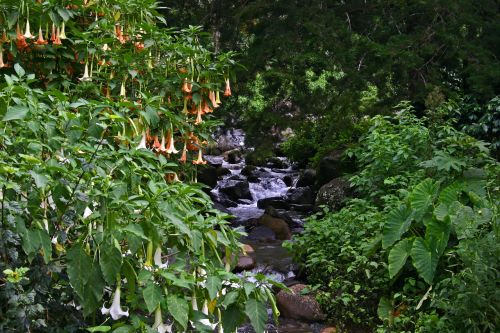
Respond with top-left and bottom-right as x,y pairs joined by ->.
409,179 -> 439,220
143,281 -> 163,314
67,245 -> 92,299
245,298 -> 267,333
388,239 -> 413,278
86,326 -> 111,332
14,63 -> 25,77
167,295 -> 189,330
382,205 -> 414,249
2,105 -> 29,121
222,304 -> 244,332
222,291 -> 239,308
30,171 -> 48,188
411,237 -> 439,284
206,276 -> 222,300
100,243 -> 123,285
377,297 -> 393,321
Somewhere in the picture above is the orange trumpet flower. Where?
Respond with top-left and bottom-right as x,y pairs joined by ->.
192,149 -> 207,165
0,47 -> 6,69
195,104 -> 203,125
179,141 -> 188,163
181,79 -> 192,93
224,78 -> 232,97
35,27 -> 48,45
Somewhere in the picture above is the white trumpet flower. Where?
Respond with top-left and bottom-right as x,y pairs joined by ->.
23,19 -> 34,39
101,285 -> 129,320
153,247 -> 168,269
200,300 -> 217,330
153,306 -> 173,333
136,132 -> 147,149
83,207 -> 93,219
79,63 -> 91,81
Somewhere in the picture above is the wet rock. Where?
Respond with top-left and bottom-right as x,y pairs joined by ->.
258,214 -> 291,240
290,204 -> 314,212
257,197 -> 290,210
224,149 -> 243,164
216,167 -> 231,178
315,177 -> 351,210
219,180 -> 252,201
234,256 -> 256,272
276,284 -> 326,322
204,155 -> 224,168
241,165 -> 257,177
296,169 -> 317,188
317,148 -> 354,186
228,174 -> 244,181
283,175 -> 294,187
287,186 -> 314,205
211,192 -> 238,208
238,199 -> 253,205
247,175 -> 260,183
321,327 -> 337,333
197,165 -> 218,188
264,206 -> 302,228
266,157 -> 288,169
247,226 -> 276,241
242,244 -> 255,254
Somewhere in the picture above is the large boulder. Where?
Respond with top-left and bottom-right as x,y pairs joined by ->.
197,165 -> 218,188
224,149 -> 243,164
241,165 -> 257,177
266,157 -> 288,169
276,284 -> 326,322
286,186 -> 314,205
264,206 -> 303,228
219,180 -> 252,201
211,192 -> 238,208
257,197 -> 290,210
315,177 -> 351,210
257,214 -> 291,240
216,167 -> 231,178
247,226 -> 276,241
317,149 -> 354,186
296,169 -> 317,188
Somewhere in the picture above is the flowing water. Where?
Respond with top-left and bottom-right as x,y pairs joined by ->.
208,130 -> 325,333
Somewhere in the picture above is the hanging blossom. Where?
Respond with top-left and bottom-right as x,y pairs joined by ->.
153,306 -> 172,333
101,283 -> 129,320
137,132 -> 147,149
79,62 -> 91,81
153,246 -> 168,269
224,78 -> 231,97
59,22 -> 67,39
35,26 -> 48,45
165,130 -> 179,154
0,47 -> 6,69
192,149 -> 207,165
23,19 -> 34,39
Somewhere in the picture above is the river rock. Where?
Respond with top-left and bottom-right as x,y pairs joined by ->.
315,177 -> 351,210
296,169 -> 317,188
197,165 -> 218,188
219,180 -> 252,201
241,165 -> 257,177
211,192 -> 238,208
266,157 -> 288,169
276,284 -> 326,322
258,214 -> 291,240
224,149 -> 243,164
265,206 -> 302,228
234,256 -> 256,272
321,327 -> 337,333
247,175 -> 260,183
216,167 -> 231,178
204,155 -> 224,168
286,186 -> 314,205
257,197 -> 290,210
247,226 -> 276,241
283,175 -> 294,187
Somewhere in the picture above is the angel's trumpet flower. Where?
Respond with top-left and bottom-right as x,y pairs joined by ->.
192,149 -> 207,165
136,132 -> 147,149
23,19 -> 34,39
158,135 -> 167,153
181,79 -> 192,93
215,90 -> 222,105
35,26 -> 48,45
195,105 -> 203,125
50,24 -> 56,42
59,22 -> 67,39
0,48 -> 6,69
224,78 -> 231,97
1,30 -> 9,43
209,90 -> 219,108
179,141 -> 187,163
120,80 -> 126,98
202,101 -> 212,114
200,300 -> 217,329
182,97 -> 189,115
153,306 -> 173,333
102,43 -> 111,51
16,24 -> 29,50
154,246 -> 168,269
166,131 -> 179,154
53,27 -> 62,45
79,62 -> 91,81
152,136 -> 161,151
101,284 -> 129,320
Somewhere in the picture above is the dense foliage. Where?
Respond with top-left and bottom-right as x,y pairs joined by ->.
287,106 -> 499,332
0,1 -> 278,332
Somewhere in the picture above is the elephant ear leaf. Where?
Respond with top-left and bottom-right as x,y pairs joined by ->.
388,238 -> 413,278
411,237 -> 440,284
409,179 -> 439,221
382,205 -> 414,249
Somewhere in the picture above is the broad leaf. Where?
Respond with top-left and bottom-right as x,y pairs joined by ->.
167,295 -> 189,330
143,281 -> 162,314
409,179 -> 439,220
377,297 -> 393,321
206,276 -> 222,300
411,237 -> 439,284
2,105 -> 29,121
388,238 -> 413,278
100,243 -> 123,285
382,205 -> 414,249
245,298 -> 267,333
67,245 -> 92,299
